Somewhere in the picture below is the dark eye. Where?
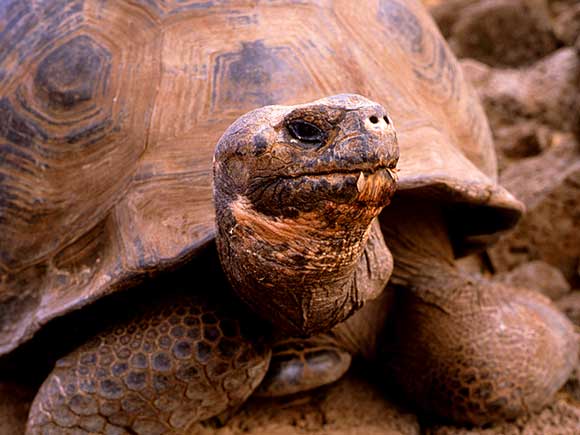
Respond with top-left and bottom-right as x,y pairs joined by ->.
287,120 -> 325,145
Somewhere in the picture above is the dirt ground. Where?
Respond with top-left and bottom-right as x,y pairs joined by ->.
2,0 -> 579,434
2,363 -> 579,435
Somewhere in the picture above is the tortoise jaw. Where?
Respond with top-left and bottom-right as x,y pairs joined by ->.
300,166 -> 397,208
244,165 -> 397,221
279,159 -> 398,179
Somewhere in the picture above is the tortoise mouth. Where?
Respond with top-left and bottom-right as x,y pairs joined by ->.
288,165 -> 398,207
279,162 -> 397,180
244,163 -> 397,219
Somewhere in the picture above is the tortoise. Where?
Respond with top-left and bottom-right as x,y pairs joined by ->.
0,0 -> 576,432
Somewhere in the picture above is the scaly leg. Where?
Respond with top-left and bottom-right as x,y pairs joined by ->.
379,200 -> 578,425
26,289 -> 271,434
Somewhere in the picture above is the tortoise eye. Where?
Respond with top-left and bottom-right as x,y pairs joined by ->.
287,120 -> 325,145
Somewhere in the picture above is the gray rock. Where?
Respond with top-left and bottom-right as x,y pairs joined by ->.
488,135 -> 580,283
444,0 -> 558,67
553,2 -> 580,46
494,260 -> 571,300
461,48 -> 580,136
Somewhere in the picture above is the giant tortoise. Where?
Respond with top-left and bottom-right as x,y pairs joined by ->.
0,0 -> 576,433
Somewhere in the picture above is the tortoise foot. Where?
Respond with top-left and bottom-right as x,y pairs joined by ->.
25,291 -> 271,434
255,336 -> 351,397
383,275 -> 578,426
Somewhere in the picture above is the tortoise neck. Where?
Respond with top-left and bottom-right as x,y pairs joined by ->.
379,199 -> 460,303
329,288 -> 394,360
215,196 -> 391,336
379,199 -> 513,314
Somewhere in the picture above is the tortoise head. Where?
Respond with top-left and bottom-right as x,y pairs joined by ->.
213,94 -> 398,335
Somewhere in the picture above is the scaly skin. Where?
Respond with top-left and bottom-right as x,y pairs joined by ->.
379,199 -> 578,425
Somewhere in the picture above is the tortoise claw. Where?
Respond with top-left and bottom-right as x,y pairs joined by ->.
255,336 -> 351,398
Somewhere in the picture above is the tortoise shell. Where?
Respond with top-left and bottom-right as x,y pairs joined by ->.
0,0 -> 522,355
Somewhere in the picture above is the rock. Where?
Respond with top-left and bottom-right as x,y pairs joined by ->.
461,49 -> 580,137
494,260 -> 571,300
429,0 -> 481,38
488,121 -> 553,173
492,123 -> 552,160
497,134 -> 579,206
440,0 -> 559,67
553,3 -> 580,46
548,0 -> 580,15
488,134 -> 580,283
556,291 -> 580,326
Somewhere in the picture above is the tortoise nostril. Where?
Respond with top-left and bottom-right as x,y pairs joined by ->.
383,116 -> 391,125
369,115 -> 379,124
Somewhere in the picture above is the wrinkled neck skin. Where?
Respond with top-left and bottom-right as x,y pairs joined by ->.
378,199 -> 490,311
215,195 -> 392,336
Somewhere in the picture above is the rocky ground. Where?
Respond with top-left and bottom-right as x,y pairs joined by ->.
2,1 -> 579,434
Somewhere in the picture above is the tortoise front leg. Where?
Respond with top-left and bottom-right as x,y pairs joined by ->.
379,202 -> 578,425
26,291 -> 271,434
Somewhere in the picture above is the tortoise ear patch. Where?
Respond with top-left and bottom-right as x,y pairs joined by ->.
252,133 -> 269,155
